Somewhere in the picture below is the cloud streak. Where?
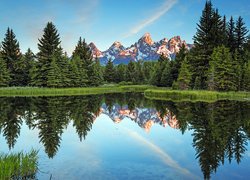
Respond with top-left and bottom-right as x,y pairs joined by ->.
125,128 -> 200,179
124,0 -> 178,38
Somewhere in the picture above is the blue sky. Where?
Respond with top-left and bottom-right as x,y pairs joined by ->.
0,0 -> 249,54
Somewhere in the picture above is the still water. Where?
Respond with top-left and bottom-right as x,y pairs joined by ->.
0,93 -> 250,180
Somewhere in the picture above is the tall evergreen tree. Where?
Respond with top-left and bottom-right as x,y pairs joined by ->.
115,64 -> 126,83
1,28 -> 21,86
71,56 -> 88,86
143,61 -> 156,84
15,48 -> 35,86
91,58 -> 103,86
227,16 -> 236,52
126,61 -> 137,83
72,37 -> 96,86
192,0 -> 215,89
209,46 -> 237,91
151,54 -> 169,86
176,58 -> 192,90
104,59 -> 115,83
242,60 -> 250,91
0,56 -> 11,87
160,62 -> 172,87
35,22 -> 62,87
55,52 -> 70,87
68,59 -> 81,87
235,16 -> 249,55
47,56 -> 62,88
171,44 -> 187,82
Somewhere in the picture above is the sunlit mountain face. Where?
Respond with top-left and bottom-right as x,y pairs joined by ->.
89,33 -> 193,65
0,93 -> 250,179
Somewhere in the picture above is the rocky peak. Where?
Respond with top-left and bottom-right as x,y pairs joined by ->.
139,32 -> 154,45
89,42 -> 103,58
111,41 -> 123,48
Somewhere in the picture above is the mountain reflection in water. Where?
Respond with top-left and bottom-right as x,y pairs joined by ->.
0,93 -> 249,179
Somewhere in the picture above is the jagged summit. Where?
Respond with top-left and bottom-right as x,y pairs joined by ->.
140,32 -> 154,45
89,42 -> 103,58
112,41 -> 122,47
88,33 -> 192,64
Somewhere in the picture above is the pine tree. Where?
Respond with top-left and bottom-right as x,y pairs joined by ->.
211,9 -> 224,46
176,58 -> 192,90
15,48 -> 35,86
160,62 -> 172,87
72,37 -> 95,86
68,59 -> 81,87
104,59 -> 115,83
0,56 -> 11,87
56,52 -> 70,87
221,15 -> 228,45
210,46 -> 237,91
135,60 -> 144,84
227,16 -> 236,52
47,56 -> 62,88
126,61 -> 137,83
1,28 -> 21,86
191,0 -> 215,89
36,22 -> 62,87
143,61 -> 156,84
115,64 -> 126,83
235,16 -> 249,55
151,54 -> 169,86
91,58 -> 103,86
71,56 -> 88,86
242,60 -> 250,91
171,44 -> 187,82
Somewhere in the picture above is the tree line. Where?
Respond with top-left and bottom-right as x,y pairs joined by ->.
0,0 -> 249,91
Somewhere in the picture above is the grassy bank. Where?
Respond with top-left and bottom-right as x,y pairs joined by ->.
144,89 -> 250,102
0,85 -> 151,97
0,150 -> 38,179
0,85 -> 249,101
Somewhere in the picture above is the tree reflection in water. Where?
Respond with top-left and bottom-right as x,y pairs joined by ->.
0,93 -> 249,178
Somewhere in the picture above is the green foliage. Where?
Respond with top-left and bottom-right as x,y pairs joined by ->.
68,59 -> 81,87
143,61 -> 156,84
126,61 -> 137,83
47,56 -> 62,88
35,22 -> 62,87
209,46 -> 237,91
15,48 -> 35,86
176,58 -> 192,90
0,150 -> 38,179
73,37 -> 97,86
191,1 -> 226,89
171,44 -> 187,82
235,16 -> 249,54
91,58 -> 103,86
227,16 -> 236,52
160,62 -> 172,87
104,59 -> 115,83
115,64 -> 127,83
242,60 -> 250,91
0,57 -> 11,87
1,28 -> 21,86
151,55 -> 169,86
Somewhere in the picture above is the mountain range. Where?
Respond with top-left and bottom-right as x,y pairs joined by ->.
100,103 -> 179,132
89,33 -> 193,64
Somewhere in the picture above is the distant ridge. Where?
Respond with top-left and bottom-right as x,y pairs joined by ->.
88,33 -> 193,64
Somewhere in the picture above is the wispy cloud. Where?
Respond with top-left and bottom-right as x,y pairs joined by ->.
124,0 -> 178,38
125,128 -> 200,179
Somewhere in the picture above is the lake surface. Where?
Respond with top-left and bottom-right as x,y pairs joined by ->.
0,93 -> 250,180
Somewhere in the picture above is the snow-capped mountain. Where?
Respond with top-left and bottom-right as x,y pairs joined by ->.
89,33 -> 192,65
101,104 -> 179,132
